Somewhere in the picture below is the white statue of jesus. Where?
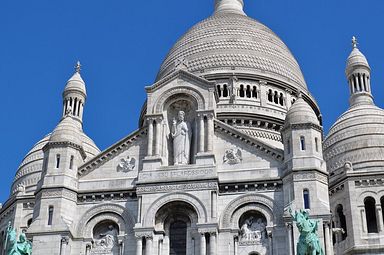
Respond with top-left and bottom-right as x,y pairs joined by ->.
171,111 -> 191,165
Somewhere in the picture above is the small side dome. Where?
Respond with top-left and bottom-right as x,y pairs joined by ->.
285,96 -> 319,126
49,116 -> 82,145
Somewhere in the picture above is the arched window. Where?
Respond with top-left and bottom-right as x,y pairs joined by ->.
56,154 -> 61,169
336,205 -> 347,240
240,85 -> 245,97
252,86 -> 257,98
315,138 -> 319,152
365,197 -> 378,233
268,89 -> 273,102
246,85 -> 251,98
27,218 -> 33,227
69,155 -> 74,170
300,136 -> 306,151
48,206 -> 54,225
217,85 -> 222,97
279,93 -> 284,106
303,189 -> 310,209
223,84 -> 228,97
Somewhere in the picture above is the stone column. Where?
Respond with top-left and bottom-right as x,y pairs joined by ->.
376,206 -> 384,232
286,223 -> 293,255
60,237 -> 69,255
85,244 -> 92,255
361,208 -> 367,233
200,233 -> 206,255
147,118 -> 154,156
359,74 -> 364,91
324,222 -> 332,255
234,236 -> 238,255
158,238 -> 163,255
136,236 -> 143,255
207,113 -> 214,152
145,236 -> 153,255
199,114 -> 205,153
155,117 -> 162,156
354,75 -> 359,92
267,229 -> 273,255
119,240 -> 124,255
79,102 -> 84,119
209,232 -> 217,255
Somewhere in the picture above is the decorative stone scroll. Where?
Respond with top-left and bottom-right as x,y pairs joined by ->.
117,156 -> 136,172
223,148 -> 242,165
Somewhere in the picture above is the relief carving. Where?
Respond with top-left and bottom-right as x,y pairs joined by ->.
223,148 -> 242,165
240,216 -> 267,245
117,156 -> 136,172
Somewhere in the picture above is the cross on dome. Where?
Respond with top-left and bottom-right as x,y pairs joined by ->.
352,36 -> 358,49
75,61 -> 82,73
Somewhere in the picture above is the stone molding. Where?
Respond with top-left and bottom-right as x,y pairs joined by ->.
215,120 -> 284,161
219,181 -> 281,194
78,128 -> 146,177
143,192 -> 208,227
43,141 -> 87,159
137,181 -> 217,194
153,86 -> 206,113
75,203 -> 135,238
77,191 -> 136,204
281,123 -> 322,133
40,188 -> 77,202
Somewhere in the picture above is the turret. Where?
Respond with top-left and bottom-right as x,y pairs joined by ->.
346,37 -> 374,106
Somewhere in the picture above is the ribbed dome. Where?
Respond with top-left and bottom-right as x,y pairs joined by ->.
64,72 -> 86,95
11,119 -> 100,195
285,97 -> 319,126
156,12 -> 307,91
324,104 -> 384,173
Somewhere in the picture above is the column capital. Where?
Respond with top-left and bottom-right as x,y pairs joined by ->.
61,236 -> 69,244
198,228 -> 217,235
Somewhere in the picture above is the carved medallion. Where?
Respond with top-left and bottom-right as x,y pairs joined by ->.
223,148 -> 242,165
117,156 -> 136,172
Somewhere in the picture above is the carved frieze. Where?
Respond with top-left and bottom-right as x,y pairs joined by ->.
137,181 -> 217,194
41,188 -> 77,202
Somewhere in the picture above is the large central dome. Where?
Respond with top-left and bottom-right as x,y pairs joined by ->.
156,8 -> 307,91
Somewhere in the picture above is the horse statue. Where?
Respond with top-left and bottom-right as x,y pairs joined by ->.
5,222 -> 32,255
289,208 -> 324,255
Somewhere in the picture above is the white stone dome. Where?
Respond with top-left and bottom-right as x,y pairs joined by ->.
156,12 -> 307,91
324,104 -> 384,174
284,97 -> 319,126
11,118 -> 100,195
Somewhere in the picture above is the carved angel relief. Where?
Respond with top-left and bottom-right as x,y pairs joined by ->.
223,148 -> 242,165
117,156 -> 136,172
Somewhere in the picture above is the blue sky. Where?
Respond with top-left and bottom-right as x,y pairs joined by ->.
1,0 -> 383,203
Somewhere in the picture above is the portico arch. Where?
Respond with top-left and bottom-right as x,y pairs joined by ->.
143,192 -> 207,227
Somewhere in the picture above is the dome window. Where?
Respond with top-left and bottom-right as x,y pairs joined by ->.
55,154 -> 61,169
315,138 -> 319,152
303,189 -> 310,209
364,197 -> 378,233
69,155 -> 74,170
48,206 -> 54,226
300,136 -> 306,151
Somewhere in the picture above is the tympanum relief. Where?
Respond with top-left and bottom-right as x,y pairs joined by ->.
90,223 -> 119,255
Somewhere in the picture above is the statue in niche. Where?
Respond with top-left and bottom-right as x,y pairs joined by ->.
91,225 -> 119,254
240,216 -> 267,243
171,111 -> 192,165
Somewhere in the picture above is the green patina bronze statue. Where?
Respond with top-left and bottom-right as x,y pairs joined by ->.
289,208 -> 324,255
5,222 -> 32,255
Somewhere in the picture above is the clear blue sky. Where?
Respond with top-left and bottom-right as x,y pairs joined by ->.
1,0 -> 383,203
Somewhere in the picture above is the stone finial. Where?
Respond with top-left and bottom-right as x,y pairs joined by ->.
75,61 -> 82,73
352,36 -> 358,49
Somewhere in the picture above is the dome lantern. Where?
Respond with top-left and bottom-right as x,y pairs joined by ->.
214,0 -> 245,15
62,61 -> 87,124
345,37 -> 373,107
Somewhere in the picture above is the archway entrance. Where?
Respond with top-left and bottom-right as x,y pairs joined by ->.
155,201 -> 199,255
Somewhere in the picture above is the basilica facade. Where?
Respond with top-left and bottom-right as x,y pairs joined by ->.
1,0 -> 384,254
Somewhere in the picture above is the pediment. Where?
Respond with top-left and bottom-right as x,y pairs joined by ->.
78,128 -> 147,180
214,120 -> 284,164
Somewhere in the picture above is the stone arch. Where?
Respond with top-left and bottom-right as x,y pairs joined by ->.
143,192 -> 207,227
153,87 -> 205,113
231,204 -> 273,230
76,203 -> 135,238
220,193 -> 277,229
358,190 -> 378,202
